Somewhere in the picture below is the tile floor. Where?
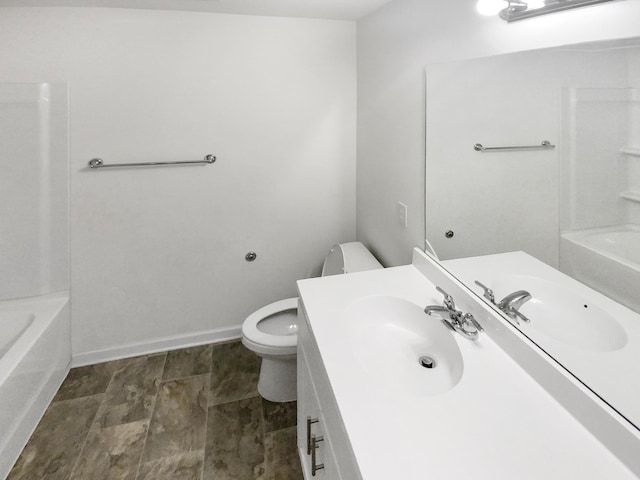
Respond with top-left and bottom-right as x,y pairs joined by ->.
7,340 -> 303,480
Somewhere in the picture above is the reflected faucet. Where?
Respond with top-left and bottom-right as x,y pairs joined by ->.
475,281 -> 532,325
425,286 -> 484,341
499,291 -> 532,324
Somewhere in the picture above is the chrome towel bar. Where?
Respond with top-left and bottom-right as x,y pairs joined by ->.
473,141 -> 555,152
88,154 -> 216,169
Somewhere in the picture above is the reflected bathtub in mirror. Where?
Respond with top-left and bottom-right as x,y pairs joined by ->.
561,225 -> 640,313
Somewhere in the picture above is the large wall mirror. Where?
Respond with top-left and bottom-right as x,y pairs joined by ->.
425,37 -> 640,430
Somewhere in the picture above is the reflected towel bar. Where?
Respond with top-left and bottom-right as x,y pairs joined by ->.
473,141 -> 555,152
88,154 -> 216,169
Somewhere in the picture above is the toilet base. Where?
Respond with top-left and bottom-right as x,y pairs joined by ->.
257,354 -> 297,403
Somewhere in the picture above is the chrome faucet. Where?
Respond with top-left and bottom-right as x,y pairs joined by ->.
424,286 -> 484,341
475,281 -> 532,325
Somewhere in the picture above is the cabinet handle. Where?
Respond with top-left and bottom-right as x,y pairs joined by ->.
311,434 -> 325,476
306,416 -> 319,455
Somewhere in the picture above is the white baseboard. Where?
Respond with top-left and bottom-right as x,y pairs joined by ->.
71,325 -> 242,367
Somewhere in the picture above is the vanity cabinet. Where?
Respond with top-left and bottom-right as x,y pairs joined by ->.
297,303 -> 360,480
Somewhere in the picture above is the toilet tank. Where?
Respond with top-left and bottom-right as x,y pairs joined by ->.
321,242 -> 383,276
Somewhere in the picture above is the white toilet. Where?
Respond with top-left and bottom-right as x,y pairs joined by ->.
241,242 -> 383,402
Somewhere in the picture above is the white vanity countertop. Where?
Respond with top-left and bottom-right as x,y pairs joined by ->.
297,264 -> 637,480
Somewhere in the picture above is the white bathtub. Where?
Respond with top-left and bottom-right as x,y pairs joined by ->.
560,224 -> 640,314
0,293 -> 71,479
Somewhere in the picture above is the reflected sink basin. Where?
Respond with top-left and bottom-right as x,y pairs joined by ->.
342,296 -> 464,396
492,275 -> 627,352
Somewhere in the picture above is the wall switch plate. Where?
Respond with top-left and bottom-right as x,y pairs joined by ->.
397,201 -> 408,228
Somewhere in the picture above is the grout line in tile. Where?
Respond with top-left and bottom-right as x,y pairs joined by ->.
132,353 -> 168,480
208,392 -> 261,408
200,387 -> 209,480
65,392 -> 108,480
260,395 -> 269,479
161,371 -> 211,383
67,360 -> 123,477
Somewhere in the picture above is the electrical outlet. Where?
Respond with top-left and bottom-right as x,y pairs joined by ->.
397,202 -> 408,228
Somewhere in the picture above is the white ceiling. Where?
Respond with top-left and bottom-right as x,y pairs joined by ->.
0,0 -> 394,20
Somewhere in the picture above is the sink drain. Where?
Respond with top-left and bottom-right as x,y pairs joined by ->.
418,355 -> 437,369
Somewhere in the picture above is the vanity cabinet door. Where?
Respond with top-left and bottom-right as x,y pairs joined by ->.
297,341 -> 342,479
297,304 -> 344,480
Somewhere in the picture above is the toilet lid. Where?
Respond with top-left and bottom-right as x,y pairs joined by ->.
242,297 -> 298,349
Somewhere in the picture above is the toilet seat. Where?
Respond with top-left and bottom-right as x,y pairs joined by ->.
241,297 -> 298,356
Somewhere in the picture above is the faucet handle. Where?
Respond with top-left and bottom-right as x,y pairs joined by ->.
463,312 -> 484,332
474,280 -> 495,304
435,286 -> 456,310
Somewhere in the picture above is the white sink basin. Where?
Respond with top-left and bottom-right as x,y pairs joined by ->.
342,295 -> 464,396
492,275 -> 627,352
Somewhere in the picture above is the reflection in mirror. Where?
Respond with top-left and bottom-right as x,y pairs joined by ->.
425,37 -> 640,430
